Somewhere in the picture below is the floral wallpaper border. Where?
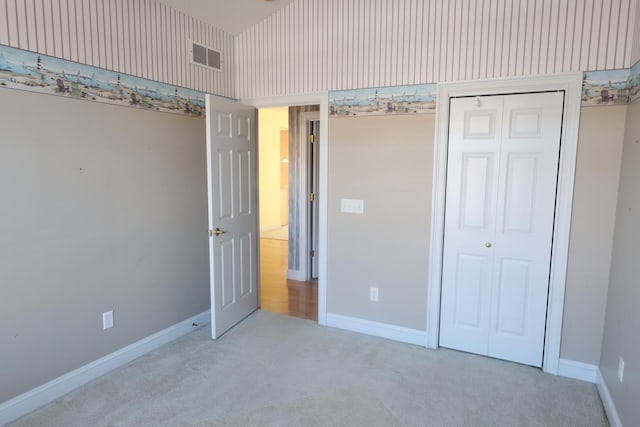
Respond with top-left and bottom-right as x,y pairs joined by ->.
329,84 -> 437,117
0,44 -> 206,117
329,59 -> 640,118
2,43 -> 639,119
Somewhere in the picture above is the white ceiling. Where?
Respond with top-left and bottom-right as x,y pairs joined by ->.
158,0 -> 295,35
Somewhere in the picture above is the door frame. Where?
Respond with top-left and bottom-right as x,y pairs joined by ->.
244,92 -> 329,326
426,73 -> 583,375
298,111 -> 321,281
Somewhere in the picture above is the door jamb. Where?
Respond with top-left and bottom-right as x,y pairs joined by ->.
298,111 -> 321,281
426,73 -> 583,375
243,93 -> 329,326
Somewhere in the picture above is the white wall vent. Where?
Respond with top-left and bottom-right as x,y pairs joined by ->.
191,42 -> 221,71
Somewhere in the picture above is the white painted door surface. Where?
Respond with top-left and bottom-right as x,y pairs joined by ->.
439,92 -> 564,367
206,95 -> 258,339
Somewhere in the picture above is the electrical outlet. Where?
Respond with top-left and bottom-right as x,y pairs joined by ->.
102,310 -> 114,330
618,357 -> 624,382
370,287 -> 379,302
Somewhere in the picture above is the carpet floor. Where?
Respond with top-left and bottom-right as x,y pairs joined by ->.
11,310 -> 608,427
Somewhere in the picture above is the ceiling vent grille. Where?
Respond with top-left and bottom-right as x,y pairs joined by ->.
191,42 -> 221,71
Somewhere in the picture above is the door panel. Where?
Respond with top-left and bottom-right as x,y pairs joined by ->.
238,149 -> 252,216
503,155 -> 538,232
453,253 -> 487,328
207,95 -> 258,339
220,238 -> 235,308
460,154 -> 493,229
217,149 -> 234,220
495,258 -> 531,335
239,232 -> 253,297
440,92 -> 563,367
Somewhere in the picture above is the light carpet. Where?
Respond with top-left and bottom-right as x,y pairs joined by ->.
11,311 -> 608,426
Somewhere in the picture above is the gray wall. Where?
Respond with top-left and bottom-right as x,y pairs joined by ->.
0,88 -> 210,403
599,99 -> 640,426
327,114 -> 434,330
561,106 -> 626,364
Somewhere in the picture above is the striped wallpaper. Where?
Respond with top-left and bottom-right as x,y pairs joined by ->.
237,0 -> 639,99
0,0 -> 236,98
1,0 -> 638,100
633,0 -> 640,63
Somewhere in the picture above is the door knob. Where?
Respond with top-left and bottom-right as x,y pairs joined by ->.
209,228 -> 227,237
485,242 -> 492,248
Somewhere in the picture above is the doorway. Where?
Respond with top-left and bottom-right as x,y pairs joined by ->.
258,106 -> 320,321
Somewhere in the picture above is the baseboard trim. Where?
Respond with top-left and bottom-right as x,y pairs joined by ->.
0,310 -> 211,426
326,313 -> 428,347
557,358 -> 598,383
287,269 -> 306,281
596,368 -> 623,427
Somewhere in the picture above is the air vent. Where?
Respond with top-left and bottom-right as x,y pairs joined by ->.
191,42 -> 221,71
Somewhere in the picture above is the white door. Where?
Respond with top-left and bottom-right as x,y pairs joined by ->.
439,92 -> 564,367
206,95 -> 259,339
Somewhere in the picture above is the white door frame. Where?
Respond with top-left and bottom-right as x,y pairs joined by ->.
243,92 -> 329,326
426,73 -> 583,374
298,111 -> 321,281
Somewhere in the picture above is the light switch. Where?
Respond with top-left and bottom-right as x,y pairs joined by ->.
341,198 -> 364,214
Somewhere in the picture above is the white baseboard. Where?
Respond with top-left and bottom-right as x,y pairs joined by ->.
558,358 -> 598,383
596,368 -> 623,427
326,313 -> 428,347
0,310 -> 211,426
287,269 -> 306,281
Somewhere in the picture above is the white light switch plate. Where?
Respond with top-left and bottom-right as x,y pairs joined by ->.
341,198 -> 364,214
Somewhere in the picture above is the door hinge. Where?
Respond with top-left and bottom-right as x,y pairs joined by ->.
310,250 -> 315,257
310,134 -> 315,144
309,192 -> 315,201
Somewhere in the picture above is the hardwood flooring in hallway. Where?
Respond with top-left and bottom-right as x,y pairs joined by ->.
259,238 -> 318,321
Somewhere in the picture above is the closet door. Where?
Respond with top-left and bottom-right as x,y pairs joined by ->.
439,92 -> 564,367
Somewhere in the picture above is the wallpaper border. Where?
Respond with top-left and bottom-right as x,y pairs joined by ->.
0,44 -> 206,118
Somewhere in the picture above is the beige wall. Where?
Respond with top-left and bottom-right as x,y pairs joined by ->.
561,106 -> 626,364
327,114 -> 434,330
258,108 -> 289,230
0,89 -> 209,403
599,99 -> 640,426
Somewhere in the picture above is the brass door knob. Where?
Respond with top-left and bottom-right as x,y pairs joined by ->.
208,228 -> 227,237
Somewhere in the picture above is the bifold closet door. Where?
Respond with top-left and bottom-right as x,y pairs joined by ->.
439,92 -> 564,367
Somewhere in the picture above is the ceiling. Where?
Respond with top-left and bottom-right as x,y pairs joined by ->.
158,0 -> 295,35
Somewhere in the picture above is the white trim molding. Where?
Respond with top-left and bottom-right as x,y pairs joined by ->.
0,311 -> 211,426
558,359 -> 598,383
426,73 -> 583,376
327,313 -> 428,347
597,369 -> 623,427
244,92 -> 329,326
287,269 -> 307,281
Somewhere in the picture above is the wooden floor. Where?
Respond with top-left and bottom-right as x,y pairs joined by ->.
260,238 -> 318,321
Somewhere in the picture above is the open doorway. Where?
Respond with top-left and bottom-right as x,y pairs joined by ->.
258,105 -> 320,321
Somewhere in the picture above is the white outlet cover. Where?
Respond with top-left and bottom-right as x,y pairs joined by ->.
370,287 -> 379,302
102,310 -> 114,330
618,357 -> 624,382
